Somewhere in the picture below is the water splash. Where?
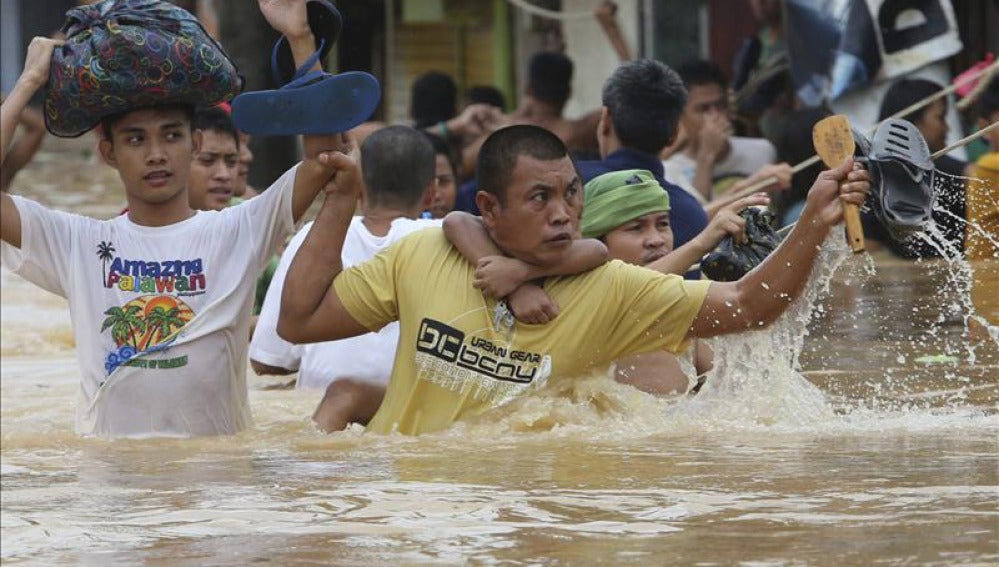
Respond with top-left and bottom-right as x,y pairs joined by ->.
459,177 -> 997,439
919,171 -> 999,346
666,227 -> 856,431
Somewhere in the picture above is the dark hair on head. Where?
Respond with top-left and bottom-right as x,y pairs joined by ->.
976,75 -> 999,120
422,131 -> 459,178
361,125 -> 436,209
192,105 -> 240,148
99,103 -> 195,141
878,78 -> 945,122
410,71 -> 458,129
675,58 -> 728,90
466,85 -> 507,111
528,52 -> 573,111
476,124 -> 569,202
602,59 -> 688,154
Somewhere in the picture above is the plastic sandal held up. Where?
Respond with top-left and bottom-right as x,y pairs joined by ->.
863,118 -> 935,242
231,0 -> 379,137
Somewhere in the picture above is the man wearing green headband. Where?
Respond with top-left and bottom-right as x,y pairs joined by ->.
581,169 -> 766,278
581,169 -> 767,394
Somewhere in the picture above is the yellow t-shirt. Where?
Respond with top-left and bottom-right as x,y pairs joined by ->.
967,152 -> 999,261
968,152 -> 998,325
334,228 -> 712,435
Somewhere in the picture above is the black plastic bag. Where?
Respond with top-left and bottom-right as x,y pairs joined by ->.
701,208 -> 782,282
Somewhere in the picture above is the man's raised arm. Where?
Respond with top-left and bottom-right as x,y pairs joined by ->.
277,151 -> 370,344
257,0 -> 355,222
1,37 -> 62,248
689,157 -> 870,338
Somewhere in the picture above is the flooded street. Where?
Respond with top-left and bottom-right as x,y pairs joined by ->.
2,138 -> 997,565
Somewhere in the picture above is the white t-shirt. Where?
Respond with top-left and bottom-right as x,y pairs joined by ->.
250,216 -> 441,390
662,136 -> 777,203
0,165 -> 298,438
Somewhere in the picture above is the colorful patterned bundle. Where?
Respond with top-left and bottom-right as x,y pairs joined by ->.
44,0 -> 241,137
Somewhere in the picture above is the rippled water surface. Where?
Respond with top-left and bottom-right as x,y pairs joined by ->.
2,139 -> 997,565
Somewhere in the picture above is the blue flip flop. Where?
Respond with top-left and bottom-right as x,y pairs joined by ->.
231,42 -> 381,136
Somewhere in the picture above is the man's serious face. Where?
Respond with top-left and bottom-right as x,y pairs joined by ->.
188,129 -> 239,211
486,155 -> 583,267
681,83 -> 728,137
100,107 -> 195,210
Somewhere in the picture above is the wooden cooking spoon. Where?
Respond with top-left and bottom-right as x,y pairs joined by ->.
813,114 -> 865,253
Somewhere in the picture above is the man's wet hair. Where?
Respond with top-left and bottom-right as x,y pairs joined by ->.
192,106 -> 240,148
422,131 -> 459,178
878,78 -> 945,122
602,59 -> 687,155
675,58 -> 729,90
410,71 -> 457,129
528,52 -> 573,111
477,124 -> 569,203
99,104 -> 195,141
361,125 -> 436,209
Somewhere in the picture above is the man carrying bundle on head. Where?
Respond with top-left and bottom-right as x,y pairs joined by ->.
0,0 -> 364,438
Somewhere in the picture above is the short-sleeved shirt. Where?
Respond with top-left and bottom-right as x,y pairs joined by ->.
333,228 -> 711,435
0,166 -> 298,437
577,148 -> 709,279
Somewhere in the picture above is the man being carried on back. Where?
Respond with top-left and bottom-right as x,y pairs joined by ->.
444,169 -> 769,396
278,124 -> 870,436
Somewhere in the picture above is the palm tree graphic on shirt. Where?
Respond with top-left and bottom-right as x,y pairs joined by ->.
96,241 -> 115,287
143,305 -> 187,348
101,305 -> 147,349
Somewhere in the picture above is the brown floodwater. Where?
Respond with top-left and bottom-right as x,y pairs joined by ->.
1,138 -> 997,565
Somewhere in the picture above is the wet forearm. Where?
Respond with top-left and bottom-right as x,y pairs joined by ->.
443,212 -> 500,262
736,211 -> 831,325
278,191 -> 355,339
1,78 -> 42,164
648,233 -> 715,276
523,239 -> 608,279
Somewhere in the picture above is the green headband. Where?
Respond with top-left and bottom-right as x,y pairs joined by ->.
581,169 -> 670,238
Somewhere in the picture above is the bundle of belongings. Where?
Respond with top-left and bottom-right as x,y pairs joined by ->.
44,0 -> 240,137
44,0 -> 379,139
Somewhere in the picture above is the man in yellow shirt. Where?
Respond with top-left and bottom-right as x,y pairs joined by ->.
278,125 -> 869,435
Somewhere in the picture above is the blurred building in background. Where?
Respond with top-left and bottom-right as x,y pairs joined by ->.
3,1 -> 996,181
